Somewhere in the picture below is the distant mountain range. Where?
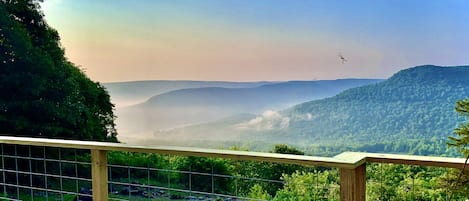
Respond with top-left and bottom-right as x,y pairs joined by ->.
108,79 -> 382,143
151,65 -> 469,155
103,80 -> 273,107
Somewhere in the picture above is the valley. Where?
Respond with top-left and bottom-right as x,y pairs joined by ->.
108,65 -> 469,157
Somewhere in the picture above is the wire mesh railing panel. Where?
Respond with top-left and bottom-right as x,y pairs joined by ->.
3,137 -> 469,201
106,151 -> 340,201
367,163 -> 469,201
0,144 -> 92,201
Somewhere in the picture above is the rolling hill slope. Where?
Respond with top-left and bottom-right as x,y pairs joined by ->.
116,79 -> 382,142
103,80 -> 273,107
284,65 -> 469,144
153,65 -> 469,155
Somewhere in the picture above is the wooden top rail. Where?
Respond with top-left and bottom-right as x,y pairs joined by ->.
0,136 -> 466,169
0,136 -> 354,168
335,152 -> 467,169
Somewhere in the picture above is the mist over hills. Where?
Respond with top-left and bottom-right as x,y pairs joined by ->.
103,80 -> 273,107
113,79 -> 382,143
140,79 -> 382,109
152,65 -> 469,155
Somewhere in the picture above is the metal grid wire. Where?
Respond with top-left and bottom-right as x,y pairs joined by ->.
0,144 -> 92,201
107,164 -> 282,201
106,152 -> 340,201
0,143 -> 340,201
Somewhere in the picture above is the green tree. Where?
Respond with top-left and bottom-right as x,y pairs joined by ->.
273,170 -> 339,201
448,99 -> 469,155
446,99 -> 469,197
0,0 -> 116,141
233,144 -> 308,196
273,144 -> 304,155
367,164 -> 450,201
248,184 -> 272,200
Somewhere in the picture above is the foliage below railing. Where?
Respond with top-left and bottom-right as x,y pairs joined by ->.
0,137 -> 468,201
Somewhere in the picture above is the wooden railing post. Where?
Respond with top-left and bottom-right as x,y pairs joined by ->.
91,149 -> 108,201
340,163 -> 366,201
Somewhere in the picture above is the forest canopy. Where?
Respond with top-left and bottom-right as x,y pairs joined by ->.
0,0 -> 117,141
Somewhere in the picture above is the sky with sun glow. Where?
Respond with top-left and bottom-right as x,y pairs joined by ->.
41,0 -> 469,82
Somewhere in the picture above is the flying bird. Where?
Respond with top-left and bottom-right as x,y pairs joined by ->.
338,53 -> 347,64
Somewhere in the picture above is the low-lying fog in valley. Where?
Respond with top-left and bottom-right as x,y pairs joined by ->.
106,79 -> 382,145
105,65 -> 469,156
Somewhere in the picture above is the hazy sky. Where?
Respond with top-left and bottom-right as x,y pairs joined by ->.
41,0 -> 469,82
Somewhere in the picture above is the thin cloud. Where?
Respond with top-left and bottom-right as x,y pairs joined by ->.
235,110 -> 289,131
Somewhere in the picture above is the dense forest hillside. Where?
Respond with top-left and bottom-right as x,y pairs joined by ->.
287,65 -> 468,138
154,65 -> 469,156
281,65 -> 469,154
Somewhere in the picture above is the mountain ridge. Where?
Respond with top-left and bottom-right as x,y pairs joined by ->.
103,80 -> 275,107
116,79 -> 383,142
283,65 -> 469,145
150,65 -> 469,156
135,79 -> 383,108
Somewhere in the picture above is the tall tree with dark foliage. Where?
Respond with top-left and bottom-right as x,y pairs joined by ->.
0,0 -> 117,141
447,99 -> 469,196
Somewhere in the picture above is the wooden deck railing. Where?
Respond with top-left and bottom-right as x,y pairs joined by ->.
0,136 -> 466,201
